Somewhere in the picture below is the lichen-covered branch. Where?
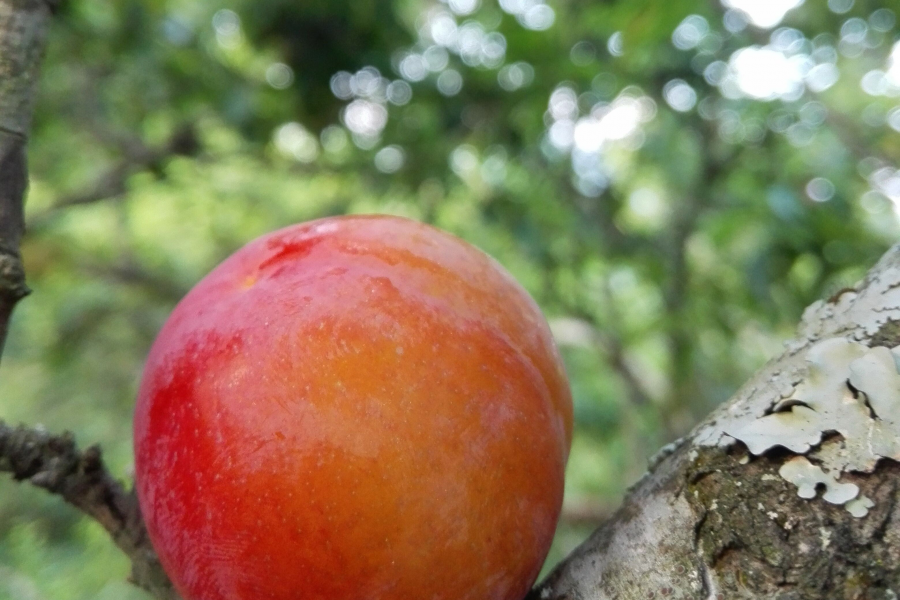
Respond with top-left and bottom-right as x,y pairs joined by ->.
0,420 -> 180,599
531,245 -> 900,599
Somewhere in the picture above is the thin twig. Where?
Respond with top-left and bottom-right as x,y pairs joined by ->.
0,420 -> 180,599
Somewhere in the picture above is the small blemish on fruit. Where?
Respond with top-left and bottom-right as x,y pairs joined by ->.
259,237 -> 323,273
241,275 -> 257,289
396,346 -> 404,355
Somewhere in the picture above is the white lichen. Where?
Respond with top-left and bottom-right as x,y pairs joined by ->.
728,404 -> 822,455
695,248 -> 900,451
845,495 -> 875,518
711,338 -> 900,517
778,456 -> 858,504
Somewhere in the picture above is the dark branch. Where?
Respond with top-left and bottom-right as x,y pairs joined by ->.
0,135 -> 31,358
0,0 -> 54,363
0,420 -> 180,599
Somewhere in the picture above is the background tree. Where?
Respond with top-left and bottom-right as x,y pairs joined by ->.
2,0 -> 900,597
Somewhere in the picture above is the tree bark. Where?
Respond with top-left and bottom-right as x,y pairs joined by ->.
530,245 -> 900,600
0,0 -> 56,362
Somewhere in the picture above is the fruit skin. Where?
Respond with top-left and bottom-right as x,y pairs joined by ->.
134,215 -> 572,600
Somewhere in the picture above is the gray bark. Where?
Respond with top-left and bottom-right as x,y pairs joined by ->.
530,246 -> 900,600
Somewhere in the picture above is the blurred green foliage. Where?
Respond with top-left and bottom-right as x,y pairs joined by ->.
2,0 -> 899,596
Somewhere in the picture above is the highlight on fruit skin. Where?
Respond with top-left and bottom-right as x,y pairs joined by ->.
133,214 -> 573,600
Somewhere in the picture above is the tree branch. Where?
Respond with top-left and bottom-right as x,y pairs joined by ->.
0,135 -> 29,360
531,243 -> 900,599
0,0 -> 55,362
0,420 -> 180,599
